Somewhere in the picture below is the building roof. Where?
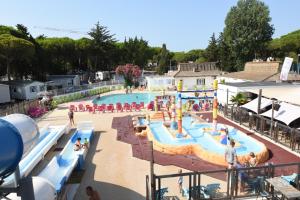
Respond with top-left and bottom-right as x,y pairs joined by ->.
241,97 -> 272,113
0,80 -> 44,87
173,70 -> 222,77
220,61 -> 300,82
223,81 -> 294,88
47,75 -> 78,80
221,71 -> 300,82
168,62 -> 222,77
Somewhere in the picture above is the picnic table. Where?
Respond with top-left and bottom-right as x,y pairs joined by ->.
266,177 -> 300,199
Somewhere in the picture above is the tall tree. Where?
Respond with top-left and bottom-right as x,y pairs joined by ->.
122,37 -> 151,68
156,44 -> 171,75
205,33 -> 219,62
0,34 -> 35,80
217,32 -> 234,71
88,22 -> 116,71
223,0 -> 274,71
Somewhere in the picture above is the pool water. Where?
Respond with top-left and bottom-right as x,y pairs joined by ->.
93,93 -> 157,105
149,116 -> 265,156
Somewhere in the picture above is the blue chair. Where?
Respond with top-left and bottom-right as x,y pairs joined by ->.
281,173 -> 298,186
155,187 -> 168,200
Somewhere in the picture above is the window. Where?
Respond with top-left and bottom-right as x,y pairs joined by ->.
197,78 -> 205,85
39,86 -> 45,91
172,79 -> 175,85
30,86 -> 37,93
12,87 -> 17,93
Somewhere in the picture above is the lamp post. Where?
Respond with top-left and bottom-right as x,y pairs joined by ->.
298,54 -> 300,74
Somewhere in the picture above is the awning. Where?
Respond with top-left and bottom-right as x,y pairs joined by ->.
245,86 -> 300,106
260,102 -> 300,125
241,97 -> 272,113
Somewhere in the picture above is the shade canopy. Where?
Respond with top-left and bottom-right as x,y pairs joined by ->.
246,86 -> 300,106
260,102 -> 300,125
241,97 -> 272,113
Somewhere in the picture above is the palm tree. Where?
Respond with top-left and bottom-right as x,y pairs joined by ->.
230,92 -> 247,106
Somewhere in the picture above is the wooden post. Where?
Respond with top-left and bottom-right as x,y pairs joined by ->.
226,88 -> 229,105
257,89 -> 262,114
270,100 -> 275,135
150,141 -> 155,200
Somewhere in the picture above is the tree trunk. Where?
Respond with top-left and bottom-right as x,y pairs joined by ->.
7,60 -> 11,81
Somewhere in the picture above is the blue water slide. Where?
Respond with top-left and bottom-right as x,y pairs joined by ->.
0,118 -> 23,179
2,125 -> 67,187
38,129 -> 93,193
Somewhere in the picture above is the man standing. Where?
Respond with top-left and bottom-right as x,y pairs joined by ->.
225,140 -> 237,169
68,109 -> 75,126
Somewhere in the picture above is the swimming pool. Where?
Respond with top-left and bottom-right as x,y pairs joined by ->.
147,116 -> 269,166
93,93 -> 157,105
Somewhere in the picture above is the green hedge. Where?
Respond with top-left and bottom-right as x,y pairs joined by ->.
51,85 -> 123,109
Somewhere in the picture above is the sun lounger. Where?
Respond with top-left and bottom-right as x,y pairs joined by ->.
96,105 -> 104,113
131,102 -> 137,111
106,105 -> 114,112
135,104 -> 141,112
147,103 -> 154,111
69,105 -> 77,112
116,103 -> 123,112
140,102 -> 144,109
124,103 -> 131,112
78,104 -> 85,112
193,104 -> 200,111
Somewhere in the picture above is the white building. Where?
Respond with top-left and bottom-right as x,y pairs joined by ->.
0,84 -> 11,103
47,75 -> 80,88
5,80 -> 45,100
169,62 -> 222,90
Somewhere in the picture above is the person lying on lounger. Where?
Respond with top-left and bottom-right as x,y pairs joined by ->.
74,137 -> 82,151
83,138 -> 89,149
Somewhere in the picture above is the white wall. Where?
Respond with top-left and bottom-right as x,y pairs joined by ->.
217,84 -> 240,105
217,76 -> 248,83
10,86 -> 26,100
24,82 -> 45,100
0,84 -> 10,103
48,76 -> 80,88
73,76 -> 80,86
174,76 -> 215,90
146,77 -> 174,91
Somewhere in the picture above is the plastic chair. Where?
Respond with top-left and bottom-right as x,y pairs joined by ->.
281,173 -> 298,186
155,187 -> 168,200
78,104 -> 85,112
106,105 -> 114,113
140,102 -> 144,109
116,103 -> 123,112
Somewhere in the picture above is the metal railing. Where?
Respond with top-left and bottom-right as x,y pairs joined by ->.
48,80 -> 124,96
222,105 -> 300,152
151,162 -> 300,200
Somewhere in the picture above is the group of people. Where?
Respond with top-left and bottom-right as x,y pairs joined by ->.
225,139 -> 257,169
74,137 -> 89,151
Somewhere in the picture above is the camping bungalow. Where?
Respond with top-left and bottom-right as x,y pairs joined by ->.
7,80 -> 45,100
0,84 -> 11,103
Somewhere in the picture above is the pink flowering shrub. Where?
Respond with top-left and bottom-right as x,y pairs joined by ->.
116,64 -> 141,87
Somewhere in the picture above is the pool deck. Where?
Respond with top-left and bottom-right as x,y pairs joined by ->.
33,90 -> 300,199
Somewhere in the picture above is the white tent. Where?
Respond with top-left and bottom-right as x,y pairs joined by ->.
241,97 -> 272,113
260,102 -> 300,125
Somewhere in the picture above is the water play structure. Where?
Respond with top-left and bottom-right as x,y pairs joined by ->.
144,80 -> 269,166
0,114 -> 93,200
